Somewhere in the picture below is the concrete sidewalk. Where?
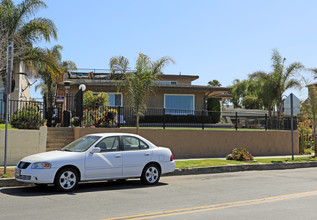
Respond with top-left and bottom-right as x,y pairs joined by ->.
174,154 -> 313,161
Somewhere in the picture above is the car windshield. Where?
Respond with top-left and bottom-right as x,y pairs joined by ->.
60,136 -> 101,152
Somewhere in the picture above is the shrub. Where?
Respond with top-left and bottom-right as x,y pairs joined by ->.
95,109 -> 117,127
70,117 -> 81,127
226,147 -> 254,161
83,91 -> 109,108
207,98 -> 221,123
83,108 -> 117,127
11,104 -> 43,129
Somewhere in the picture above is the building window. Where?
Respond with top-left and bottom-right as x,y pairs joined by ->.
93,92 -> 122,107
154,81 -> 177,85
164,94 -> 194,115
108,93 -> 122,107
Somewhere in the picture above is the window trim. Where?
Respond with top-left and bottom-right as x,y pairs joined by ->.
154,81 -> 177,85
122,136 -> 149,151
95,136 -> 120,152
107,92 -> 123,107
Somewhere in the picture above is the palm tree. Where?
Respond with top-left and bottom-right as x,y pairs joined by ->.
250,49 -> 303,128
24,45 -> 76,107
109,56 -> 129,74
249,72 -> 277,128
110,53 -> 175,134
27,46 -> 62,107
34,80 -> 49,96
0,0 -> 57,88
208,80 -> 221,87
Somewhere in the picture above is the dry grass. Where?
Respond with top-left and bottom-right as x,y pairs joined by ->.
0,168 -> 15,178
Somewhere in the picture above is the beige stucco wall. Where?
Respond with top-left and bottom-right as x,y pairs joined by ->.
74,128 -> 299,158
0,126 -> 47,165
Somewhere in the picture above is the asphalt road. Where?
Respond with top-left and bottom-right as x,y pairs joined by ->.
1,168 -> 317,220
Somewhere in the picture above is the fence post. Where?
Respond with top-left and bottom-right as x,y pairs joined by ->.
265,113 -> 267,131
117,106 -> 121,128
163,108 -> 166,130
235,112 -> 238,131
75,90 -> 83,127
201,110 -> 205,130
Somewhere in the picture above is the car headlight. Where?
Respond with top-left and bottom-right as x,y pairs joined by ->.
31,162 -> 51,169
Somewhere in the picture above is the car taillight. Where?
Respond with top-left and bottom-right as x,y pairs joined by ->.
170,153 -> 174,161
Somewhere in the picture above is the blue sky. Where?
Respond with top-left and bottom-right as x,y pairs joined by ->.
21,0 -> 317,100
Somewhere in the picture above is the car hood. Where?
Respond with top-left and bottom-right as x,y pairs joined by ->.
21,150 -> 83,163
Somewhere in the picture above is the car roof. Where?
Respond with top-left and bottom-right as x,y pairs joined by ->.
85,133 -> 156,148
86,133 -> 141,138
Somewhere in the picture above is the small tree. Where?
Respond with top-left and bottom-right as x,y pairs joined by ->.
83,90 -> 109,109
82,91 -> 116,127
110,53 -> 175,134
302,85 -> 317,156
303,69 -> 317,156
207,98 -> 221,123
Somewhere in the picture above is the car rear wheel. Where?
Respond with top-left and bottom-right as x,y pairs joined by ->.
141,164 -> 160,185
54,167 -> 78,192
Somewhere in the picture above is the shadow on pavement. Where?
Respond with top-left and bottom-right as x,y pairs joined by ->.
0,180 -> 168,197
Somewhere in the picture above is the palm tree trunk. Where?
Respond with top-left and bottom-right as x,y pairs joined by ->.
268,105 -> 272,129
136,113 -> 140,135
278,100 -> 283,130
313,119 -> 317,157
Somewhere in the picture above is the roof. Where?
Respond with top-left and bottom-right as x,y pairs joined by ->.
59,71 -> 232,99
158,74 -> 199,81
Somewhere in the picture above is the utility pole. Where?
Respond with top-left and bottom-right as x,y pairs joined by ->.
4,44 -> 13,174
290,93 -> 294,160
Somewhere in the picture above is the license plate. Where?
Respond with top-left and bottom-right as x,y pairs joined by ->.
15,168 -> 21,176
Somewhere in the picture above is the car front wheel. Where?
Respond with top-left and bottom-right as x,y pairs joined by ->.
54,167 -> 79,192
141,164 -> 160,185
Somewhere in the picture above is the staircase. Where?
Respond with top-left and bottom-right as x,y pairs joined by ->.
46,128 -> 74,151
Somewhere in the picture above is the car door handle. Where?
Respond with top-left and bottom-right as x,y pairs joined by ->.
144,153 -> 150,156
115,155 -> 121,158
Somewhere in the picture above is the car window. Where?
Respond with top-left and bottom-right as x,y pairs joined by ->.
122,136 -> 149,151
95,136 -> 120,152
61,136 -> 100,152
139,140 -> 149,149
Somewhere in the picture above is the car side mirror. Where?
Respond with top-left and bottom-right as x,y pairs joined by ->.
90,147 -> 101,154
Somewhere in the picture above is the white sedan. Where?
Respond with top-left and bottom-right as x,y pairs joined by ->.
15,133 -> 175,192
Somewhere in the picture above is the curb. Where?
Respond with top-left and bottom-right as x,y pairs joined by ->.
2,162 -> 317,187
163,161 -> 317,176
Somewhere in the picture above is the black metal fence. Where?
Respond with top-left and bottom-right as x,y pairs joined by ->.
75,105 -> 297,130
0,95 -> 298,131
0,99 -> 44,127
41,93 -> 298,130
